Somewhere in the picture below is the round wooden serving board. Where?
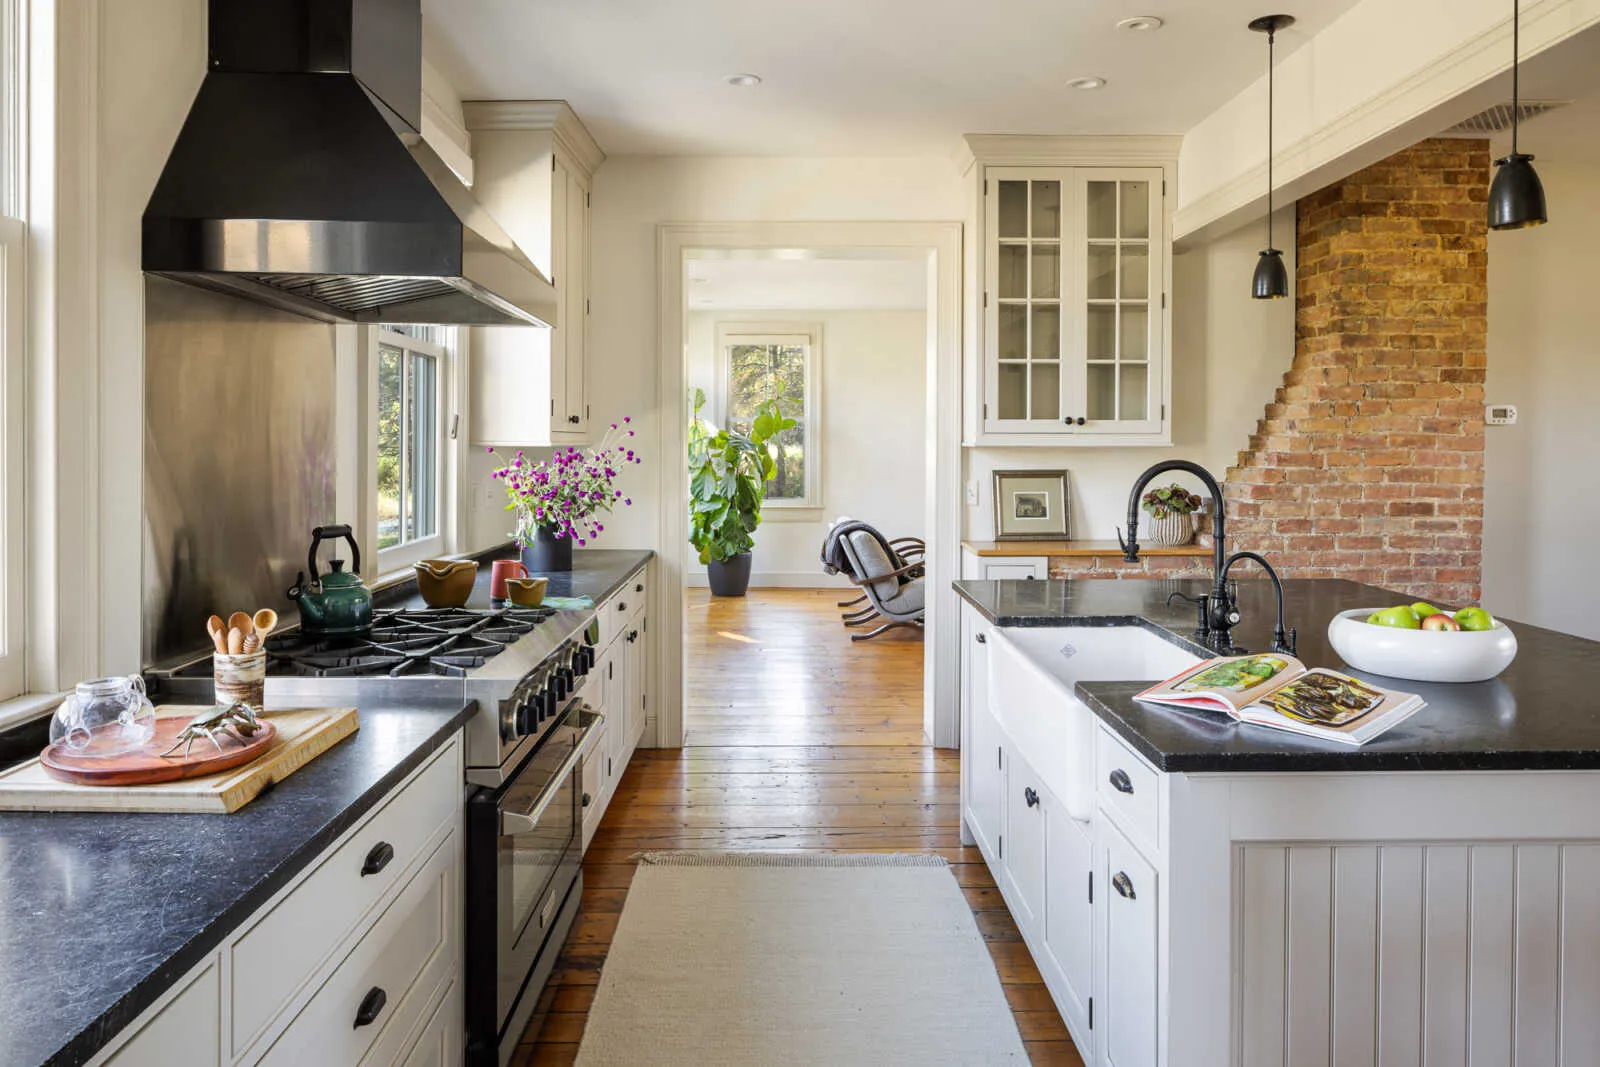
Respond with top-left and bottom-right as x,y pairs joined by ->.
40,716 -> 278,786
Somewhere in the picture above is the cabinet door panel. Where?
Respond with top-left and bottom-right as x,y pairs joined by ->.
965,628 -> 1003,859
1103,820 -> 1158,1067
549,158 -> 571,426
1004,749 -> 1047,934
1044,809 -> 1093,1029
564,168 -> 588,432
102,963 -> 220,1067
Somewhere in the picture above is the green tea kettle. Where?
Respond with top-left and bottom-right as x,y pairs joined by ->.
287,524 -> 373,638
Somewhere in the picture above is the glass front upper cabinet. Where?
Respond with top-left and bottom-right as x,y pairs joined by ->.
983,166 -> 1166,439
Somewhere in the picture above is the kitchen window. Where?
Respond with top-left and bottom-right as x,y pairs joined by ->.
1,0 -> 27,701
716,323 -> 821,509
375,325 -> 453,570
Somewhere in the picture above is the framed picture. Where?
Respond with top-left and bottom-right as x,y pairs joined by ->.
993,469 -> 1071,541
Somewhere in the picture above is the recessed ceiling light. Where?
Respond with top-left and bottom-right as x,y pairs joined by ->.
1116,15 -> 1165,31
724,73 -> 762,87
1067,76 -> 1107,91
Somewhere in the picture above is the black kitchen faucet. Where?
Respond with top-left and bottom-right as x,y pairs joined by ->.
1118,460 -> 1296,656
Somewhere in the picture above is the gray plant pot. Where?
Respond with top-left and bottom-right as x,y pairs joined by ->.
707,552 -> 753,597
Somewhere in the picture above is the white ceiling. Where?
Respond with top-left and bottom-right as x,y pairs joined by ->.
685,256 -> 928,310
422,0 -> 1364,156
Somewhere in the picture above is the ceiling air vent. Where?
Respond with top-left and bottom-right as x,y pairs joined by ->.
1441,100 -> 1568,135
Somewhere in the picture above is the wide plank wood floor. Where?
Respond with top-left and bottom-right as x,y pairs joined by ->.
513,588 -> 1083,1066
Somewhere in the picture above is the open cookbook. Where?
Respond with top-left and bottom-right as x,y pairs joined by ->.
1135,654 -> 1425,745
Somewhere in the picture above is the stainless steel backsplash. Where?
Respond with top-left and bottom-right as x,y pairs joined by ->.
143,277 -> 338,668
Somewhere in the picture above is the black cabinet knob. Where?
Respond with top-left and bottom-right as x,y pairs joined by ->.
582,791 -> 592,807
1109,769 -> 1135,794
1024,787 -> 1040,808
1112,871 -> 1136,900
976,633 -> 987,644
567,415 -> 581,424
627,629 -> 639,643
360,842 -> 394,877
353,986 -> 387,1028
617,601 -> 627,612
635,583 -> 644,593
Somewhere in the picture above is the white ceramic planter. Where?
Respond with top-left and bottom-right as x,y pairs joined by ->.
1145,512 -> 1195,547
1326,608 -> 1518,683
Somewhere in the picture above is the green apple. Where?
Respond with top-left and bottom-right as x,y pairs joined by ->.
1370,606 -> 1422,629
1455,606 -> 1495,631
1410,601 -> 1441,620
1422,613 -> 1460,632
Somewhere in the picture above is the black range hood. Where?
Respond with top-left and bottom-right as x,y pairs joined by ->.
143,0 -> 556,328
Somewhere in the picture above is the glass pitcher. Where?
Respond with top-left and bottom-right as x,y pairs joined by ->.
49,676 -> 157,756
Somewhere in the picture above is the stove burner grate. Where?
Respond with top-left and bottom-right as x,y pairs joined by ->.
263,605 -> 557,678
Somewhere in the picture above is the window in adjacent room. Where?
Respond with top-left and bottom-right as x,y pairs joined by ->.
375,325 -> 453,568
717,322 -> 821,509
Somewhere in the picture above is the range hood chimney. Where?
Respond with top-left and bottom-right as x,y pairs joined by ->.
143,0 -> 556,328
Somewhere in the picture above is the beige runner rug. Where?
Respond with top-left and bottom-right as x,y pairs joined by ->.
574,852 -> 1029,1066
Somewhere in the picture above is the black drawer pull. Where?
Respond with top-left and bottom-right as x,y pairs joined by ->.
1112,871 -> 1136,900
353,986 -> 387,1028
976,633 -> 987,644
582,791 -> 593,808
617,601 -> 627,612
636,582 -> 644,593
1024,787 -> 1040,808
1108,769 -> 1134,795
360,841 -> 394,877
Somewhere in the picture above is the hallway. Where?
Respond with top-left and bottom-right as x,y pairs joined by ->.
514,589 -> 1082,1066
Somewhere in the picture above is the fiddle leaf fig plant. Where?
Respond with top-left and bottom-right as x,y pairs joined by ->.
688,388 -> 797,565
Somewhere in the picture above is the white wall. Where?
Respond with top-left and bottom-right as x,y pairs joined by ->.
1482,156 -> 1600,639
964,206 -> 1297,544
684,308 -> 927,586
583,157 -> 966,563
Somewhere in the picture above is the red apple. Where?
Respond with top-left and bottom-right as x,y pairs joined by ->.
1422,613 -> 1460,632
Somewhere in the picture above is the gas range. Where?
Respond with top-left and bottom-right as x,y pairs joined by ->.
145,602 -> 600,786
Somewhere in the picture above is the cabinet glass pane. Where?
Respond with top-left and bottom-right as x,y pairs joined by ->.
1031,305 -> 1060,359
1087,244 -> 1116,300
1031,181 -> 1061,238
999,245 -> 1027,299
1120,245 -> 1149,299
998,363 -> 1027,420
1121,305 -> 1148,361
1087,181 -> 1117,239
1088,306 -> 1115,360
1120,364 -> 1149,420
998,181 -> 1028,239
1031,363 -> 1061,421
1120,181 -> 1151,239
999,304 -> 1026,359
1087,364 -> 1115,421
1031,245 -> 1060,299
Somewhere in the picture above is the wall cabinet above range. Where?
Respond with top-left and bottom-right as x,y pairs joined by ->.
465,102 -> 606,448
959,137 -> 1178,447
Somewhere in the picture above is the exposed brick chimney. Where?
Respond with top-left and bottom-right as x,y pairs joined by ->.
1223,138 -> 1490,605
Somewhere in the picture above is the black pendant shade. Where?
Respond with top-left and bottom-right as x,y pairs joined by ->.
1489,153 -> 1548,229
1252,248 -> 1289,299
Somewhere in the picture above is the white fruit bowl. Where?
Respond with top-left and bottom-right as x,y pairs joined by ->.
1326,608 -> 1518,683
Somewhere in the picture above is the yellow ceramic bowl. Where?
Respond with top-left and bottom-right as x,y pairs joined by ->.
504,576 -> 549,608
414,559 -> 478,608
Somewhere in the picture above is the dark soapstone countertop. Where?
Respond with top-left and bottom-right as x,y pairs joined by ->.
0,696 -> 475,1067
954,577 -> 1600,773
376,545 -> 653,612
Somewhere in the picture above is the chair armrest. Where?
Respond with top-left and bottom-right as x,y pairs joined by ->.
848,561 -> 925,586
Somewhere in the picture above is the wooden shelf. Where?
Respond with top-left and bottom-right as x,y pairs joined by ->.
962,539 -> 1209,558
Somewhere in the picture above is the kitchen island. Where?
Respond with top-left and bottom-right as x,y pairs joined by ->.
955,577 -> 1600,1067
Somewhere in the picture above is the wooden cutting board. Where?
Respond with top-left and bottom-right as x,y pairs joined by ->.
0,706 -> 358,814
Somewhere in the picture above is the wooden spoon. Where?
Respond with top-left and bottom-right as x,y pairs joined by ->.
227,626 -> 245,655
228,611 -> 254,643
207,615 -> 227,654
252,608 -> 279,642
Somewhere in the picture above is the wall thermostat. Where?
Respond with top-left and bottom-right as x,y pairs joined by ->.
1485,404 -> 1518,426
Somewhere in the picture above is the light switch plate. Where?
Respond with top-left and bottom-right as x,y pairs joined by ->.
965,481 -> 979,506
1486,403 -> 1518,426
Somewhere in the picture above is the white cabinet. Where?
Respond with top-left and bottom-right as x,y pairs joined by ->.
1002,750 -> 1049,933
577,564 -> 652,847
1044,809 -> 1094,1040
465,102 -> 604,447
961,137 -> 1176,446
961,614 -> 1003,858
103,964 -> 221,1067
961,549 -> 1049,581
1100,819 -> 1158,1067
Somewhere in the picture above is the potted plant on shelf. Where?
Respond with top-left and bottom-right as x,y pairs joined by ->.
1141,483 -> 1202,547
688,389 -> 796,597
487,419 -> 641,572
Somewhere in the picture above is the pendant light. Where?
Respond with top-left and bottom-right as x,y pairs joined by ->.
1489,0 -> 1548,229
1249,14 -> 1294,300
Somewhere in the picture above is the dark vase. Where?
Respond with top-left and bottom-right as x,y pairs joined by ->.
521,524 -> 573,573
707,552 -> 753,597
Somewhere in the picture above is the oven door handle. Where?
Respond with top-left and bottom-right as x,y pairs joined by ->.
499,709 -> 605,837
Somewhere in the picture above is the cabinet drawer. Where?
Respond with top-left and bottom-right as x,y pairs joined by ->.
260,831 -> 458,1067
1096,726 -> 1159,849
982,557 -> 1048,581
581,719 -> 610,850
596,567 -> 647,648
229,740 -> 459,1057
397,978 -> 462,1067
101,962 -> 220,1067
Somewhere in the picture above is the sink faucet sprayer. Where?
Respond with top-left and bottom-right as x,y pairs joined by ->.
1118,460 -> 1296,656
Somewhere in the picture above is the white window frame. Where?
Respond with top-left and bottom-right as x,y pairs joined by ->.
372,325 -> 456,573
1,0 -> 28,702
714,321 -> 823,511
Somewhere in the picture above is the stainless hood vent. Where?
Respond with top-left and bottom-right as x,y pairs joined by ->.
142,0 -> 556,328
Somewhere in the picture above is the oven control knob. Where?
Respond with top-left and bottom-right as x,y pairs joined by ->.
574,652 -> 590,677
558,667 -> 575,691
579,646 -> 596,671
538,689 -> 558,722
514,698 -> 536,736
548,674 -> 568,702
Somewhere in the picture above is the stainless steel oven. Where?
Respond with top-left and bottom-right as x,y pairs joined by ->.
465,699 -> 604,1067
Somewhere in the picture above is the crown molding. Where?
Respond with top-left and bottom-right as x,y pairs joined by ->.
960,133 -> 1181,169
462,100 -> 607,176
